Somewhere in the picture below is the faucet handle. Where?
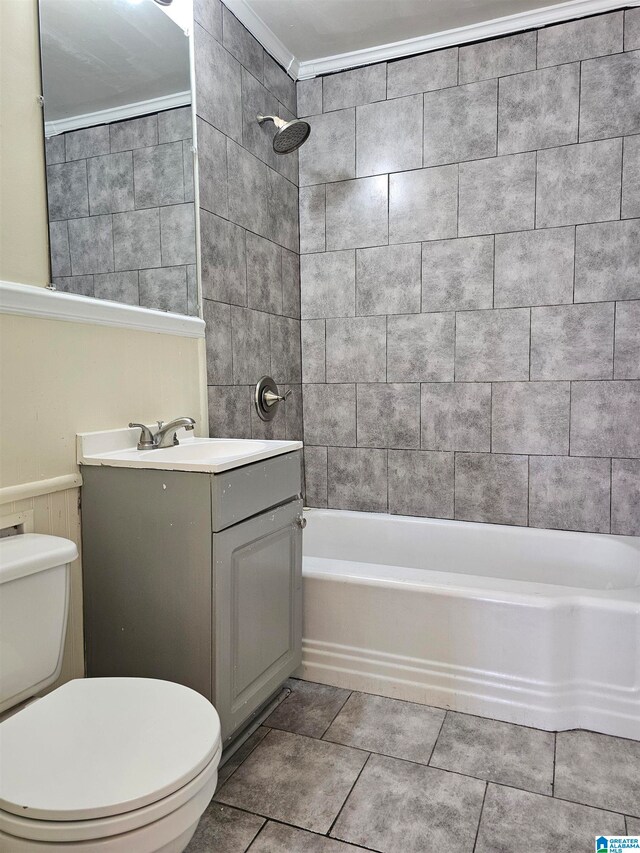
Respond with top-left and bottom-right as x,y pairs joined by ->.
129,423 -> 155,450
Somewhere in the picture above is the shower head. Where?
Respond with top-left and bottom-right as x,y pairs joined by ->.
257,114 -> 311,154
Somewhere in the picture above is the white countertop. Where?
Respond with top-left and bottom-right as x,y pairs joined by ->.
77,426 -> 302,474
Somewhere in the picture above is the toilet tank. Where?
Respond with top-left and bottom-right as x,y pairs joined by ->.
0,534 -> 78,714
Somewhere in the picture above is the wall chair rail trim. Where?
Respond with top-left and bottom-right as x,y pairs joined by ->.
0,475 -> 83,506
0,281 -> 205,339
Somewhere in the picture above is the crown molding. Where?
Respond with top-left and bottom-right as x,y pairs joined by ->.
44,91 -> 191,138
0,281 -> 205,338
222,0 -> 635,82
221,0 -> 299,77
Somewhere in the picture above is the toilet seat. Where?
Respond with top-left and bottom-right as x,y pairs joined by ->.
0,677 -> 221,845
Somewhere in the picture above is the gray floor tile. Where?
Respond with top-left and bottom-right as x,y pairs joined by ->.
185,802 -> 265,852
248,822 -> 360,852
217,727 -> 270,788
216,729 -> 368,834
628,816 -> 640,834
430,712 -> 555,795
324,692 -> 446,765
555,730 -> 640,817
331,753 -> 485,853
264,678 -> 351,738
475,783 -> 625,853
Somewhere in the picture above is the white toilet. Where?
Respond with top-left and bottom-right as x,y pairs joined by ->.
0,534 -> 222,853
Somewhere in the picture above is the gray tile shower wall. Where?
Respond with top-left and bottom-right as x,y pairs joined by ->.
46,107 -> 197,315
194,0 -> 302,442
297,9 -> 640,535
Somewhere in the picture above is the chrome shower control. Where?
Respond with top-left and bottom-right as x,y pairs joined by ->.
255,376 -> 291,421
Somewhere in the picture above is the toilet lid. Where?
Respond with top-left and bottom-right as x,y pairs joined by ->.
0,678 -> 221,821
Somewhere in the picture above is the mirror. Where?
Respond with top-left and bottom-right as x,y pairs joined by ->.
39,0 -> 198,316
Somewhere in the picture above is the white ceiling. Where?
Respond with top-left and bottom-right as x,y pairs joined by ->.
247,0 -> 560,61
40,0 -> 191,123
225,0 -> 629,77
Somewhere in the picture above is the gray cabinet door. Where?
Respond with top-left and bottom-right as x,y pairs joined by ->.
214,498 -> 303,741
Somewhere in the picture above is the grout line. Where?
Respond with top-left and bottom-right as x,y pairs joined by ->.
471,783 -> 489,853
551,731 -> 557,796
427,709 -> 449,765
327,752 -> 373,837
319,690 -> 354,739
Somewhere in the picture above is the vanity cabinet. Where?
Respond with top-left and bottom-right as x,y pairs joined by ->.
81,451 -> 303,744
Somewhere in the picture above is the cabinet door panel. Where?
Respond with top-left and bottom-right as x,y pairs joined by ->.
214,499 -> 302,741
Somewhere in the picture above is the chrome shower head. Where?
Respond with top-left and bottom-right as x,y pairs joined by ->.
257,114 -> 311,154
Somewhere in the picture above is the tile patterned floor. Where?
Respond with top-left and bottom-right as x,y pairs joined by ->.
186,678 -> 640,853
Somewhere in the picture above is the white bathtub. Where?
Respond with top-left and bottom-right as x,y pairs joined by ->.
299,509 -> 640,739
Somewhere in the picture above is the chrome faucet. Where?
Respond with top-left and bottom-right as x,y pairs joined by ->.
129,417 -> 195,450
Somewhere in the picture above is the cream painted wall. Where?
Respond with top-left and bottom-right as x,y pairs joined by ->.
0,0 -> 50,286
0,0 -> 208,692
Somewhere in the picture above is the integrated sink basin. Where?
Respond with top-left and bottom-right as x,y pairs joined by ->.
78,427 -> 302,473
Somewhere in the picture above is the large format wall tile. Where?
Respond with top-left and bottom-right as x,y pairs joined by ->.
160,204 -> 196,266
227,140 -> 268,235
65,125 -> 110,161
158,107 -> 192,143
94,271 -> 138,305
197,118 -> 228,217
387,313 -> 455,382
194,23 -> 242,143
387,48 -> 457,98
327,447 -> 388,512
423,80 -> 497,166
356,95 -> 423,177
301,320 -> 325,383
622,134 -> 640,219
458,153 -> 536,236
110,115 -> 158,152
323,64 -> 386,112
325,316 -> 387,382
536,11 -> 623,67
263,53 -> 296,114
297,78 -> 322,117
69,214 -> 114,275
492,382 -> 570,455
421,383 -> 491,452
626,7 -> 640,50
208,386 -> 252,440
303,384 -> 356,446
133,142 -> 185,208
356,244 -> 421,315
389,166 -> 457,243
246,232 -> 282,314
356,383 -> 421,449
49,221 -> 71,277
87,152 -> 133,215
529,456 -> 611,533
455,453 -> 529,526
139,266 -> 188,314
300,251 -> 355,319
614,300 -> 640,379
266,169 -> 299,252
270,315 -> 302,384
388,450 -> 454,518
459,32 -> 536,83
570,380 -> 640,457
47,160 -> 89,221
530,303 -> 614,380
579,51 -> 640,141
200,210 -> 246,305
222,5 -> 263,81
299,186 -> 325,253
455,308 -> 530,381
494,227 -> 574,308
536,139 -> 622,227
303,446 -> 328,507
574,219 -> 640,302
299,110 -> 355,186
611,458 -> 640,535
231,307 -> 271,384
422,236 -> 494,311
498,64 -> 579,154
326,176 -> 388,250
